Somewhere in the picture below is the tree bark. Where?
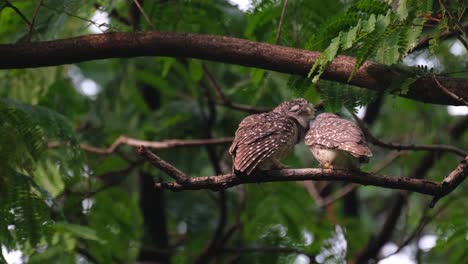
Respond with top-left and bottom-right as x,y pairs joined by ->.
0,32 -> 466,105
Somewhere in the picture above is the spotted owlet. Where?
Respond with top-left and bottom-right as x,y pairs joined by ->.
229,98 -> 315,175
305,113 -> 372,170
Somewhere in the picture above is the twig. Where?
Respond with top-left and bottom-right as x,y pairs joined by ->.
202,64 -> 271,114
439,0 -> 467,42
132,0 -> 155,30
302,181 -> 325,205
275,0 -> 289,45
48,135 -> 233,154
433,75 -> 468,106
455,34 -> 468,51
93,4 -> 131,26
351,113 -> 467,157
27,0 -> 44,42
4,0 -> 42,40
410,21 -> 468,52
320,183 -> 358,207
41,3 -> 114,33
138,146 -> 467,201
4,0 -> 32,26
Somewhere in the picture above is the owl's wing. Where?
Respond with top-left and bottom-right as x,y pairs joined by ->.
306,117 -> 372,158
229,113 -> 297,174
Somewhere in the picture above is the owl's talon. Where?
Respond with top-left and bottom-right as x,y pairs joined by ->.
321,161 -> 333,170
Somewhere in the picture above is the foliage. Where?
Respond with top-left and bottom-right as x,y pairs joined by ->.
0,0 -> 466,264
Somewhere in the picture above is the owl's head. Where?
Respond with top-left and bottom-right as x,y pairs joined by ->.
273,98 -> 315,128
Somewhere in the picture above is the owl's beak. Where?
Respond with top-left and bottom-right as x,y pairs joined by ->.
306,104 -> 315,116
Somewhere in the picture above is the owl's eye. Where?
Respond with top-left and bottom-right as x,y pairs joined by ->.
289,105 -> 300,112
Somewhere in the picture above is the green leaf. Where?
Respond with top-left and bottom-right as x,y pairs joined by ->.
54,222 -> 102,242
188,60 -> 203,82
396,0 -> 408,20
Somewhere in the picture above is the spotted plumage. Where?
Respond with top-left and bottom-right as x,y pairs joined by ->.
305,113 -> 372,170
229,98 -> 315,175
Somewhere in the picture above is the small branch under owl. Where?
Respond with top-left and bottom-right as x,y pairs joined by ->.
138,146 -> 467,208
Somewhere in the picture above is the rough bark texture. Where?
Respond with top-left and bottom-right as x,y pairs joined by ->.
1,32 -> 466,105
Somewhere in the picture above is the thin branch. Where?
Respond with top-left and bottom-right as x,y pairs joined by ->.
4,0 -> 32,26
202,63 -> 271,114
138,146 -> 467,202
351,113 -> 467,157
27,0 -> 44,42
275,0 -> 289,45
0,32 -> 466,105
302,181 -> 325,205
132,0 -> 155,30
4,0 -> 42,39
439,0 -> 467,40
430,156 -> 468,207
48,135 -> 233,154
137,146 -> 192,185
433,75 -> 468,106
41,3 -> 114,33
93,4 -> 131,26
455,34 -> 468,51
410,21 -> 468,52
320,183 -> 358,207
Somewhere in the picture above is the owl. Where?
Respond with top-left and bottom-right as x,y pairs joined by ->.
305,113 -> 372,170
229,98 -> 315,175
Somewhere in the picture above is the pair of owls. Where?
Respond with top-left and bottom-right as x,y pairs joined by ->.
229,98 -> 372,175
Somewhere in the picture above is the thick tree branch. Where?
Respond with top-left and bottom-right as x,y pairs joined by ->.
0,32 -> 466,105
137,146 -> 467,201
